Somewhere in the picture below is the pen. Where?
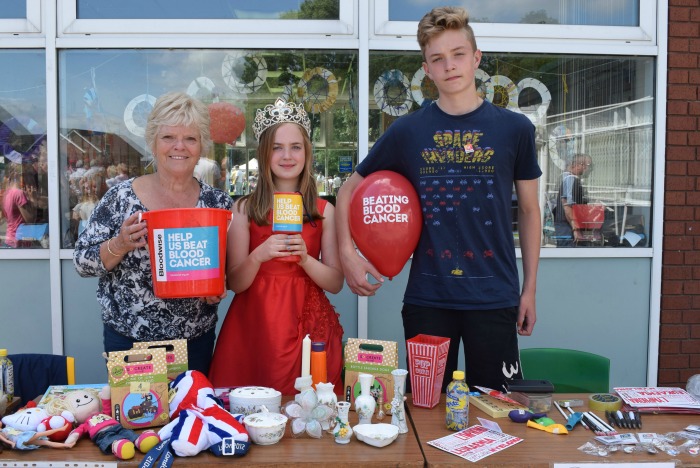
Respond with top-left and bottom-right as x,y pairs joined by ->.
605,410 -> 616,427
628,411 -> 637,429
616,410 -> 628,429
611,410 -> 622,428
623,411 -> 633,429
637,411 -> 642,429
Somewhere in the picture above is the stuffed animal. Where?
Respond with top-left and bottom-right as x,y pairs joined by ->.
156,370 -> 249,457
0,404 -> 72,450
37,413 -> 74,442
50,387 -> 160,460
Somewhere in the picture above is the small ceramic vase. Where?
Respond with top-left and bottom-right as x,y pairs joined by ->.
333,401 -> 353,444
355,373 -> 376,425
391,368 -> 409,434
315,382 -> 337,431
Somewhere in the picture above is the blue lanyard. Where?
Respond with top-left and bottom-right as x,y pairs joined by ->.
139,439 -> 174,468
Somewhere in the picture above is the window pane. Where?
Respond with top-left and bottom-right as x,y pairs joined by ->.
388,1 -> 639,26
0,50 -> 47,249
59,49 -> 356,247
369,51 -> 654,248
77,0 -> 340,20
1,0 -> 25,19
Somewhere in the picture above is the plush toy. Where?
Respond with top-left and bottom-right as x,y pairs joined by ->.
49,387 -> 160,460
0,404 -> 72,450
37,414 -> 74,442
156,370 -> 249,457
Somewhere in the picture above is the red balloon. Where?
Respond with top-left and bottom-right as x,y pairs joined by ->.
209,102 -> 246,144
349,171 -> 422,279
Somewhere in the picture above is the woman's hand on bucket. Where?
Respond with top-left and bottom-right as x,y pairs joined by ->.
200,291 -> 227,305
119,212 -> 148,252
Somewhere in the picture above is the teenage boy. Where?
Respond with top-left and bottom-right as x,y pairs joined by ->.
336,6 -> 541,391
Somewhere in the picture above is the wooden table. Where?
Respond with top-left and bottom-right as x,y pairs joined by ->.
0,402 -> 424,467
407,393 -> 700,467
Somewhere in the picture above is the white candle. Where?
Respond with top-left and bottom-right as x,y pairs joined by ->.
301,334 -> 311,377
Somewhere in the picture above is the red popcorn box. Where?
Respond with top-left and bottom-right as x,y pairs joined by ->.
407,334 -> 450,408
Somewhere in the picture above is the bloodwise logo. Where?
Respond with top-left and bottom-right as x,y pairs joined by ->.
157,232 -> 165,278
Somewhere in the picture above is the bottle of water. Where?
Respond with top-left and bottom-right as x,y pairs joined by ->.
0,349 -> 14,402
446,370 -> 469,431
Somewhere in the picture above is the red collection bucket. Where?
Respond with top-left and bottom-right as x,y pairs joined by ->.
140,208 -> 232,299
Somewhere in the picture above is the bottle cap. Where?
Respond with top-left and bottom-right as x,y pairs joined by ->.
453,370 -> 465,380
311,341 -> 325,352
0,349 -> 6,357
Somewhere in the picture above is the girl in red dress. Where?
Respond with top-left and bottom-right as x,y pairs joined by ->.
209,100 -> 344,395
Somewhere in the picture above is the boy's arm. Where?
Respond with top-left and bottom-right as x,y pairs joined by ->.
514,178 -> 541,336
335,173 -> 383,296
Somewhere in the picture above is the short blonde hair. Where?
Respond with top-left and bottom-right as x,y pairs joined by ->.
145,91 -> 211,155
417,6 -> 477,59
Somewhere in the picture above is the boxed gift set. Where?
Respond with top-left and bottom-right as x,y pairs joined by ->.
131,338 -> 188,380
343,338 -> 398,409
107,347 -> 169,430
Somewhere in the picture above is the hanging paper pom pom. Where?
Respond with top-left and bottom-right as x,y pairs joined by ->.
209,102 -> 246,144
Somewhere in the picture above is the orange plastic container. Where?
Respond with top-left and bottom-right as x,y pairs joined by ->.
140,208 -> 231,299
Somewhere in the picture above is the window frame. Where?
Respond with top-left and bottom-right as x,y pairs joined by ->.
372,0 -> 656,46
58,0 -> 356,37
0,1 -> 41,33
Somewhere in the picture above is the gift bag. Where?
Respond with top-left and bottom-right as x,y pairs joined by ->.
107,348 -> 169,429
131,339 -> 188,380
343,338 -> 398,411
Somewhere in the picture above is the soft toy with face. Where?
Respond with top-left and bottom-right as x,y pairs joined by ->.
2,405 -> 49,432
60,387 -> 160,460
60,390 -> 102,423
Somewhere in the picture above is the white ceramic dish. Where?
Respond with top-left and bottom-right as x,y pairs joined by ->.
229,386 -> 282,416
352,423 -> 400,448
243,408 -> 288,445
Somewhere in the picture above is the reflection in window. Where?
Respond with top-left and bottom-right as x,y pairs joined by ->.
0,50 -> 47,249
59,49 -> 357,248
388,0 -> 639,26
369,51 -> 654,248
77,0 -> 339,20
1,0 -> 25,19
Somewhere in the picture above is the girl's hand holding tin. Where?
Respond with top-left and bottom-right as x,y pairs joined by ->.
252,234 -> 298,263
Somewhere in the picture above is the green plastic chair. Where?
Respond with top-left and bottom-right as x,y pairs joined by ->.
519,348 -> 610,393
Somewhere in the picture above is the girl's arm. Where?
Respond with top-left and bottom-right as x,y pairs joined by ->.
297,202 -> 344,294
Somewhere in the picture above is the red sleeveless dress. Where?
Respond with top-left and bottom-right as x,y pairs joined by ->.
209,199 -> 344,395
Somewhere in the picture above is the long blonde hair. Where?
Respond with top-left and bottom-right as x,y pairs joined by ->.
238,122 -> 322,226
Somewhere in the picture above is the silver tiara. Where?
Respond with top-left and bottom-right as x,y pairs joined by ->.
252,98 -> 311,142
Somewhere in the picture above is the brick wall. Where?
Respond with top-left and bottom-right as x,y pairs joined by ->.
661,0 -> 700,387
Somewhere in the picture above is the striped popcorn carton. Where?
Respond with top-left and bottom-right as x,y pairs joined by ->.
407,335 -> 450,408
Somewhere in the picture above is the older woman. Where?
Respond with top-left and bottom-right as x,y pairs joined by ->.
73,92 -> 233,374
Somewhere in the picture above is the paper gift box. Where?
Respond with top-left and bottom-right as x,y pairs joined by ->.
407,334 -> 450,408
343,338 -> 398,411
131,339 -> 188,380
106,348 -> 169,430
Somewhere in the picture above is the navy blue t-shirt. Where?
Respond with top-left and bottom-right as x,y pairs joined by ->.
356,100 -> 541,310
